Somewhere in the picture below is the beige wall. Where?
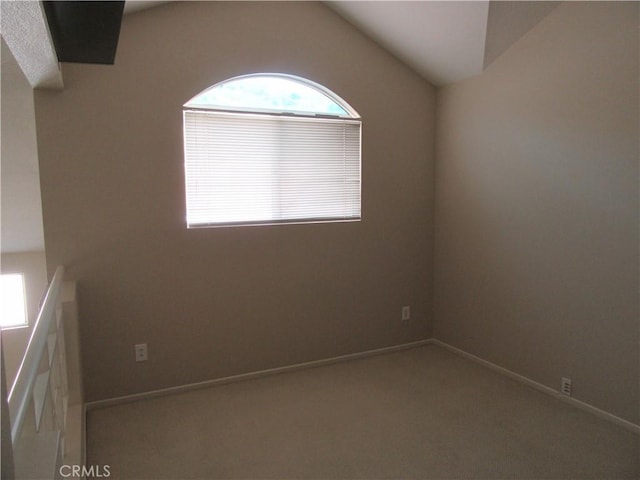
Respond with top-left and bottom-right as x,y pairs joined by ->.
1,37 -> 48,388
35,2 -> 435,402
1,38 -> 46,253
434,1 -> 639,423
1,251 -> 48,388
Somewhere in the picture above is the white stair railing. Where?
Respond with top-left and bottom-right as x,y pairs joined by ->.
7,266 -> 68,479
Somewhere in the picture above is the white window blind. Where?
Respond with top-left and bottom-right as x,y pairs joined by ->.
184,109 -> 361,227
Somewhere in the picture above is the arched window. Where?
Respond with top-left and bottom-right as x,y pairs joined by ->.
183,74 -> 361,228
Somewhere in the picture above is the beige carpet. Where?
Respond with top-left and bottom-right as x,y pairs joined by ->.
86,345 -> 639,479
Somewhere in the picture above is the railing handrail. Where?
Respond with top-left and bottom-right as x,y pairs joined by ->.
8,266 -> 65,443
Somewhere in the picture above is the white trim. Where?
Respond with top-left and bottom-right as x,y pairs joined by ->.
432,339 -> 640,435
8,266 -> 65,443
85,339 -> 432,411
85,337 -> 639,435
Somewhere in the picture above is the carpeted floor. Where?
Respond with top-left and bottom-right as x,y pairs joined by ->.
86,345 -> 639,479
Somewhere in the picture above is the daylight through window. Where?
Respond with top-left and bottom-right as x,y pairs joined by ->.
183,74 -> 361,228
1,274 -> 27,329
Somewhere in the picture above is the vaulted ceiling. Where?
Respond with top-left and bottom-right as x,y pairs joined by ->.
0,1 -> 558,254
124,1 -> 559,86
2,1 -> 559,90
327,1 -> 558,86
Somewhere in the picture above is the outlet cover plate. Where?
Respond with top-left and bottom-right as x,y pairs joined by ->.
135,343 -> 148,362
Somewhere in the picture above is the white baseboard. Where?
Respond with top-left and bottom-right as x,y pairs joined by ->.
85,337 -> 639,435
85,339 -> 433,411
431,339 -> 640,435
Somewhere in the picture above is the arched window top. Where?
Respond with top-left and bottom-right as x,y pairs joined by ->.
184,73 -> 359,118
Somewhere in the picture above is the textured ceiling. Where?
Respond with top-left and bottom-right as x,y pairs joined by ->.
0,0 -> 62,89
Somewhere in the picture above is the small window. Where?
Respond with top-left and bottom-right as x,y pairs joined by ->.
1,274 -> 27,329
183,74 -> 361,228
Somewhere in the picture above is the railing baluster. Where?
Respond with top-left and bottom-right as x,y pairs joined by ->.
4,266 -> 83,479
7,266 -> 65,443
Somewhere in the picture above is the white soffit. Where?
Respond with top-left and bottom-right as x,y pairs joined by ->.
328,1 -> 490,87
0,0 -> 63,89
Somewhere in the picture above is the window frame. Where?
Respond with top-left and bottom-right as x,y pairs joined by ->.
182,73 -> 362,229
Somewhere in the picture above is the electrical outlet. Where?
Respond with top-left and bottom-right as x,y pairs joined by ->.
401,306 -> 411,321
135,343 -> 148,362
560,377 -> 572,396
